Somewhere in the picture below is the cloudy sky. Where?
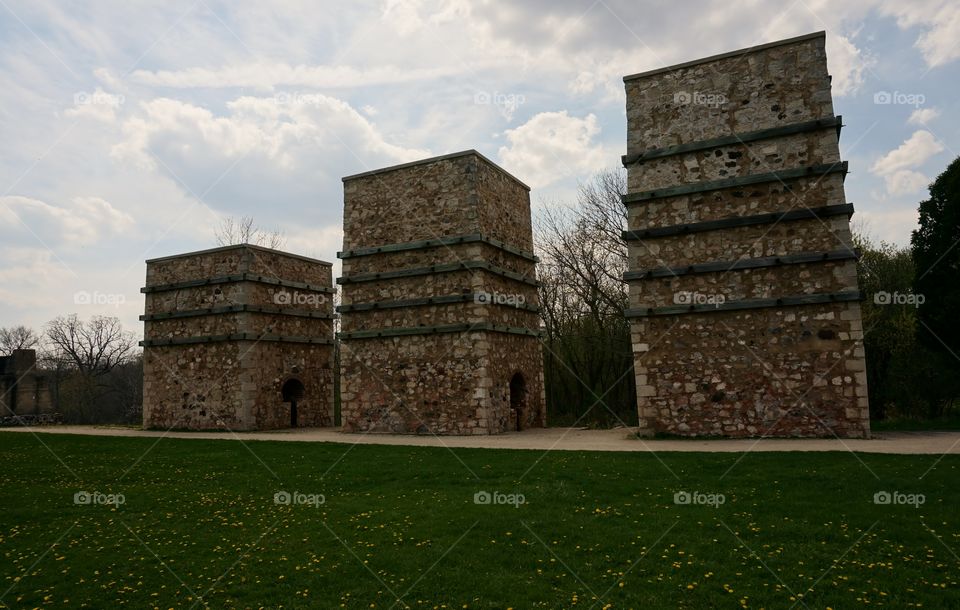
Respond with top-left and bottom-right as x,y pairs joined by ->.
1,0 -> 958,335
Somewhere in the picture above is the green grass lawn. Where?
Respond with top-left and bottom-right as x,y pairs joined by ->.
0,432 -> 957,609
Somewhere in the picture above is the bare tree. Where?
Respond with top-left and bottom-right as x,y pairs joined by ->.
536,168 -> 628,323
215,215 -> 286,249
0,325 -> 40,356
42,315 -> 139,423
44,315 -> 137,376
534,168 -> 635,427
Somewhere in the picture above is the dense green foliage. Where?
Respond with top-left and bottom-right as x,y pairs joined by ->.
912,157 -> 960,355
859,156 -> 960,421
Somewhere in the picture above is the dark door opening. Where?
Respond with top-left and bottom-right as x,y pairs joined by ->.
281,378 -> 306,428
509,372 -> 526,431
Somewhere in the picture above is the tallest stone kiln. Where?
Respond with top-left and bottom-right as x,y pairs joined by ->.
622,32 -> 870,437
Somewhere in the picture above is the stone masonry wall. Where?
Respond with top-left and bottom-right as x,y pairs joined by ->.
624,34 -> 834,153
142,244 -> 334,431
628,173 -> 848,227
339,151 -> 545,435
623,32 -> 869,438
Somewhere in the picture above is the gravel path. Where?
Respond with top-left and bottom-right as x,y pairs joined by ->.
4,425 -> 959,454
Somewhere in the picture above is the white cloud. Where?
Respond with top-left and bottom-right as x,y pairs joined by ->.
63,87 -> 125,122
0,195 -> 134,247
381,0 -> 471,34
879,0 -> 960,68
0,247 -> 74,309
4,0 -> 960,330
111,94 -> 429,173
908,107 -> 941,125
870,130 -> 944,195
827,33 -> 872,96
93,68 -> 126,91
855,207 -> 919,247
497,111 -> 607,189
883,170 -> 930,196
130,62 -> 459,90
871,130 -> 944,174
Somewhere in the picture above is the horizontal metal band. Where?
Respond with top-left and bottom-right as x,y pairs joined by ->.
625,290 -> 863,318
142,273 -> 335,294
622,203 -> 854,241
338,322 -> 542,340
622,162 -> 848,204
140,304 -> 334,322
622,117 -> 842,165
140,333 -> 334,347
623,248 -> 858,280
337,293 -> 539,313
337,260 -> 538,286
338,233 -> 538,262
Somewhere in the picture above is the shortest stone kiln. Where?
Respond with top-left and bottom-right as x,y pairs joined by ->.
141,244 -> 335,431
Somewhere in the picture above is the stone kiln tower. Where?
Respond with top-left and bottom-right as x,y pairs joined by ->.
0,349 -> 54,422
338,150 -> 545,434
141,244 -> 335,430
622,32 -> 870,437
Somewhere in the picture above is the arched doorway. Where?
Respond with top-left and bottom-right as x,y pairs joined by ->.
509,372 -> 526,431
281,378 -> 305,427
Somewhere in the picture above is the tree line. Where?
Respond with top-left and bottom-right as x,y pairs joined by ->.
0,316 -> 141,424
857,157 -> 960,421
